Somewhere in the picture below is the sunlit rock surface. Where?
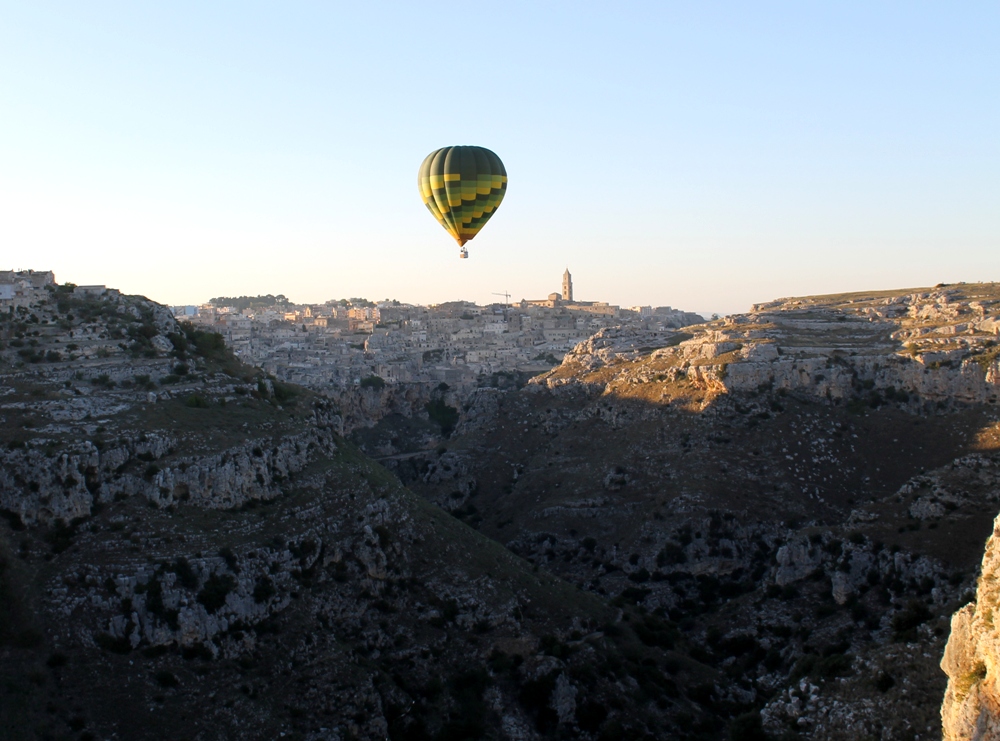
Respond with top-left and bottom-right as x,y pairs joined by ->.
942,512 -> 1000,740
538,284 -> 1000,408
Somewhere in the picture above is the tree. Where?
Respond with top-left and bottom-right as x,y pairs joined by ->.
208,295 -> 290,311
360,375 -> 386,390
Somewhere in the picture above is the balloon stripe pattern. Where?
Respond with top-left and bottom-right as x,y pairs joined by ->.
418,146 -> 507,248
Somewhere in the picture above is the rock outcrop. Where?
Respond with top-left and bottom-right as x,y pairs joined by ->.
0,286 -> 347,527
942,512 -> 1000,740
536,284 -> 1000,409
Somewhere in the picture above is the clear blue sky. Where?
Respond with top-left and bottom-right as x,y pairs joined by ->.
1,2 -> 997,315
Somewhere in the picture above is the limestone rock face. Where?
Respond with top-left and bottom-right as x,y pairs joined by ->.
535,285 -> 1000,409
942,513 -> 1000,740
557,327 -> 687,372
774,540 -> 821,586
0,281 -> 354,527
453,387 -> 504,436
0,406 -> 341,526
334,381 -> 438,433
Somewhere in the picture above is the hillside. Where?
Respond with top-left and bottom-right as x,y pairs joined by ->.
7,281 -> 1000,739
0,284 -> 725,740
398,282 -> 1000,739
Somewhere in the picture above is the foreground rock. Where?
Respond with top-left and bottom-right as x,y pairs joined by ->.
942,512 -> 1000,740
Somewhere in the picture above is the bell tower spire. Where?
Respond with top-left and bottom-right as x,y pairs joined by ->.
562,268 -> 573,302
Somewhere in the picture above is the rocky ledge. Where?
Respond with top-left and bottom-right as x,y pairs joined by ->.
537,283 -> 1000,410
0,283 -> 346,527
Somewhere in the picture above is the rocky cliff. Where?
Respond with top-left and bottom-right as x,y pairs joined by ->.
0,285 -> 344,528
941,512 -> 1000,740
538,283 -> 1000,409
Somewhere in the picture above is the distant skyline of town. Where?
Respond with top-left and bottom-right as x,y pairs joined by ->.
0,267 -> 703,396
162,267 -> 703,394
22,266 -> 724,319
180,269 -> 699,317
13,264 -> 1000,323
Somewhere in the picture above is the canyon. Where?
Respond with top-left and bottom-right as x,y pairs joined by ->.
5,280 -> 1000,739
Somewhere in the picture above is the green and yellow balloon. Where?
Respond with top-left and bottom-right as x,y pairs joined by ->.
418,145 -> 507,258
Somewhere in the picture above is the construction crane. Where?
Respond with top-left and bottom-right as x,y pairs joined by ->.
492,291 -> 511,322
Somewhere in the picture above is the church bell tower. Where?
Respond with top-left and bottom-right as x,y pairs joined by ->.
562,268 -> 573,302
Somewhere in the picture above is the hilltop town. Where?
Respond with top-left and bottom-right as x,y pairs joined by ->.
172,270 -> 704,393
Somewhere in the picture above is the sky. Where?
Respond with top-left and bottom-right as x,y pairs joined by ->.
1,2 -> 997,316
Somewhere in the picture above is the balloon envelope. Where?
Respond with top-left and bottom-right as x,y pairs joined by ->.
418,146 -> 507,250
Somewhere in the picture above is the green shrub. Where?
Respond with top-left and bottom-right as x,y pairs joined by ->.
154,670 -> 179,688
974,345 -> 1000,373
218,546 -> 239,572
892,599 -> 931,641
438,668 -> 492,739
628,567 -> 650,583
95,632 -> 132,654
180,324 -> 228,361
540,634 -> 572,659
426,398 -> 459,436
144,576 -> 179,629
360,375 -> 386,390
197,573 -> 236,614
272,381 -> 297,404
633,614 -> 677,649
729,711 -> 767,741
875,670 -> 895,692
44,518 -> 78,554
790,654 -> 817,681
168,558 -> 198,589
814,652 -> 852,678
577,701 -> 609,733
954,662 -> 988,699
519,671 -> 558,733
657,542 -> 687,566
253,576 -> 276,603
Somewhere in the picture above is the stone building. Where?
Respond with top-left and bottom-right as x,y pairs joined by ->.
0,270 -> 55,311
0,270 -> 54,288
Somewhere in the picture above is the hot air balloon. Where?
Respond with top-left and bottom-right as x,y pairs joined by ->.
418,146 -> 507,258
